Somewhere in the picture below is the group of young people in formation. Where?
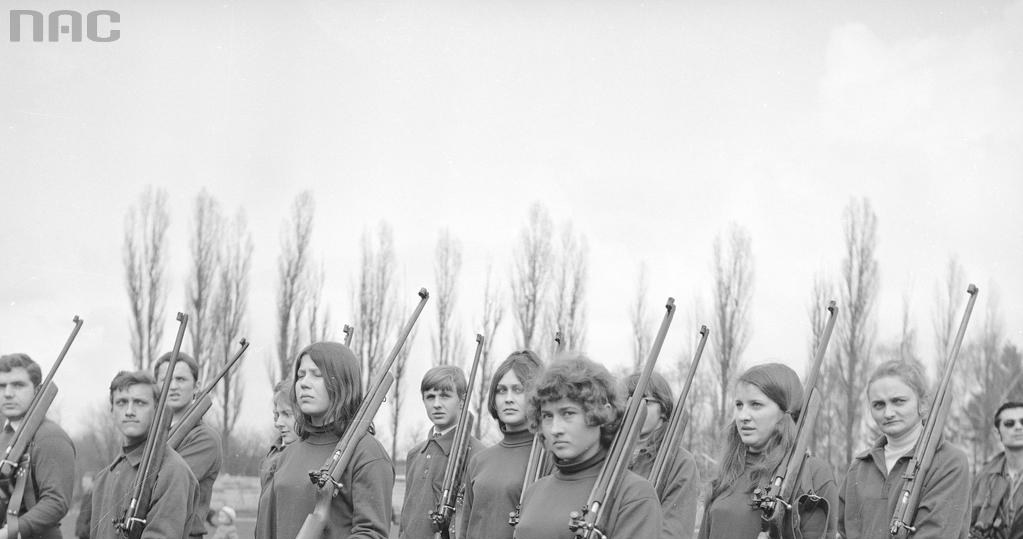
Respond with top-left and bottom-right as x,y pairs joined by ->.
0,330 -> 1020,538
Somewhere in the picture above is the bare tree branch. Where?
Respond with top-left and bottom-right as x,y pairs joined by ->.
629,263 -> 652,373
511,202 -> 553,350
547,221 -> 588,355
474,261 -> 505,440
352,222 -> 398,390
275,191 -> 315,382
187,189 -> 223,381
711,223 -> 754,432
433,229 -> 464,367
123,186 -> 170,370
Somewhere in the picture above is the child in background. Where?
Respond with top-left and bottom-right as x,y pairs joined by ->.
212,506 -> 239,539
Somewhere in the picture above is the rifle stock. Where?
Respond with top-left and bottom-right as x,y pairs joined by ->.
430,334 -> 485,538
649,324 -> 709,492
116,312 -> 188,539
569,297 -> 675,539
890,284 -> 978,537
296,288 -> 429,538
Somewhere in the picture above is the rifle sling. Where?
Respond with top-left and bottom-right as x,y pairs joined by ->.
5,455 -> 30,536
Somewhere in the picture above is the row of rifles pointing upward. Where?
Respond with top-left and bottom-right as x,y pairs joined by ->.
5,282 -> 978,539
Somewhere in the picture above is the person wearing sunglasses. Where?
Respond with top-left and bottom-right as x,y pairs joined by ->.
970,401 -> 1023,539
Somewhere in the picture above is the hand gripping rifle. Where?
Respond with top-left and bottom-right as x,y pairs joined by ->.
166,339 -> 250,450
295,288 -> 430,539
648,324 -> 709,493
1,316 -> 83,536
889,284 -> 979,538
752,301 -> 838,539
430,334 -> 485,539
115,312 -> 188,539
568,297 -> 676,539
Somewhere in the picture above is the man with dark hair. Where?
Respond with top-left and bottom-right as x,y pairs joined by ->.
0,353 -> 75,539
971,401 -> 1023,539
154,352 -> 223,538
91,370 -> 198,538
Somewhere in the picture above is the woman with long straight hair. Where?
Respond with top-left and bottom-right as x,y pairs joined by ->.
838,359 -> 971,538
457,350 -> 543,539
255,342 -> 394,539
698,362 -> 837,539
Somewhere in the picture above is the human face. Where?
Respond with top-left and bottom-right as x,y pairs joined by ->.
639,397 -> 664,436
733,382 -> 786,451
495,370 -> 528,430
868,376 -> 922,440
273,400 -> 299,446
155,361 -> 198,413
423,387 -> 462,431
111,384 -> 156,445
996,407 -> 1023,451
295,355 -> 329,423
0,367 -> 37,421
540,398 -> 603,462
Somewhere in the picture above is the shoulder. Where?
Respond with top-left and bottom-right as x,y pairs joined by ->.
354,433 -> 392,463
185,421 -> 221,446
161,449 -> 198,483
977,452 -> 1005,475
32,418 -> 74,449
934,440 -> 970,467
620,469 -> 659,501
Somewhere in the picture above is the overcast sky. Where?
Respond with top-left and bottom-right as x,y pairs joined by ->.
2,0 -> 1021,453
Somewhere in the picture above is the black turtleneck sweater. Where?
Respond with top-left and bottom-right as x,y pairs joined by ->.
514,447 -> 662,539
457,428 -> 531,539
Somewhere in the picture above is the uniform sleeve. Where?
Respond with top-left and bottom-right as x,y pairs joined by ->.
348,441 -> 395,539
659,449 -> 700,539
142,456 -> 198,539
611,480 -> 663,539
18,431 -> 76,535
911,446 -> 972,539
177,425 -> 222,484
796,457 -> 838,539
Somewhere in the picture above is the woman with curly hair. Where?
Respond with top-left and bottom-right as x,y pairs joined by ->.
457,350 -> 543,539
698,362 -> 837,539
255,341 -> 394,539
513,355 -> 661,539
625,371 -> 701,539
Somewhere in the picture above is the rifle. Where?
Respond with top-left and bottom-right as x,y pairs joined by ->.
115,312 -> 189,539
1,316 -> 83,536
166,339 -> 249,450
890,284 -> 978,537
753,301 -> 838,539
648,324 -> 709,493
295,288 -> 430,539
568,297 -> 675,539
343,324 -> 354,347
430,334 -> 485,538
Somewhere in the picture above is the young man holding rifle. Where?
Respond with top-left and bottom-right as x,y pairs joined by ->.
0,353 -> 75,539
91,370 -> 198,538
971,401 -> 1023,539
154,352 -> 223,537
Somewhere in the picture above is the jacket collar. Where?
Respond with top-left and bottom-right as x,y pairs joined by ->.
418,427 -> 456,456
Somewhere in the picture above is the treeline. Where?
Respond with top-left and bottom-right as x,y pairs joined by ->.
74,188 -> 1020,484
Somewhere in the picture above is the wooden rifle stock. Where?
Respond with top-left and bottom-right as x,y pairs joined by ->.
568,297 -> 675,539
116,312 -> 188,539
753,301 -> 838,533
0,315 -> 82,479
295,288 -> 429,539
167,339 -> 250,450
649,324 -> 709,493
430,334 -> 485,538
890,284 -> 978,537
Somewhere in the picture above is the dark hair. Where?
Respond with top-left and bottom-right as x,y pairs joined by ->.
420,365 -> 468,400
292,342 -> 363,439
109,370 -> 159,403
625,371 -> 674,449
272,380 -> 292,411
710,362 -> 802,502
994,401 -> 1023,428
0,353 -> 42,386
527,355 -> 623,448
154,351 -> 200,383
488,350 -> 543,429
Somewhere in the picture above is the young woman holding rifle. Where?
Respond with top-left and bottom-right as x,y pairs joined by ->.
457,350 -> 543,539
255,342 -> 394,539
698,363 -> 837,539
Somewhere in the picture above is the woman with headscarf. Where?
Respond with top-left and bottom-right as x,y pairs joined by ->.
255,342 -> 394,539
698,362 -> 837,539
